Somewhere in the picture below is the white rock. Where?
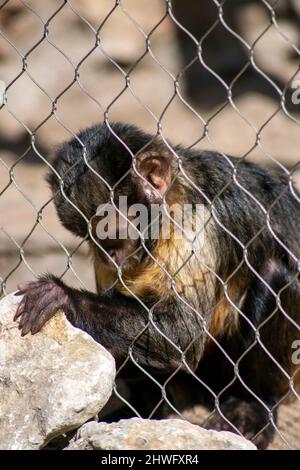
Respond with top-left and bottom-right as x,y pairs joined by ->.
67,418 -> 257,450
0,293 -> 116,450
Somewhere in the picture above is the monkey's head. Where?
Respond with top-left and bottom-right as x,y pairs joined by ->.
48,122 -> 183,272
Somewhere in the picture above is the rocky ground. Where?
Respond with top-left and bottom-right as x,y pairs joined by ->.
1,0 -> 300,450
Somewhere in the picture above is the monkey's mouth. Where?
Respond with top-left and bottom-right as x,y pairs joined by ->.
98,240 -> 142,271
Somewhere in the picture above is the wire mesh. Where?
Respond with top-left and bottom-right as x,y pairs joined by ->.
0,0 -> 300,450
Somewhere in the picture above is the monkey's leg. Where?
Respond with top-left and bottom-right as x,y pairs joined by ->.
205,258 -> 300,449
14,274 -> 204,372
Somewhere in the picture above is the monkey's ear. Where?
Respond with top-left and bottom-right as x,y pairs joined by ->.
133,154 -> 172,200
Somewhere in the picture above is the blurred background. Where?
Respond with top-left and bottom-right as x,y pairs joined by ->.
0,0 -> 300,449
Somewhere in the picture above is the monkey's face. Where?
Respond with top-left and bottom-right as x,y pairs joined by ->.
89,135 -> 177,272
52,122 -> 180,271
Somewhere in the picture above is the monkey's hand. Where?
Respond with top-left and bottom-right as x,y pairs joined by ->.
14,275 -> 69,336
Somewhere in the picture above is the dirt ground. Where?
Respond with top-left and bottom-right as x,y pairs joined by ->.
1,0 -> 300,449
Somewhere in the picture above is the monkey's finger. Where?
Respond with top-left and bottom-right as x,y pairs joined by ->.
21,321 -> 32,337
34,284 -> 56,299
24,289 -> 58,327
19,306 -> 42,335
30,317 -> 48,335
14,296 -> 28,320
30,303 -> 58,335
14,303 -> 25,321
18,312 -> 29,330
17,280 -> 51,294
19,292 -> 58,335
17,279 -> 46,293
17,287 -> 55,321
15,294 -> 37,319
17,282 -> 32,292
15,299 -> 35,323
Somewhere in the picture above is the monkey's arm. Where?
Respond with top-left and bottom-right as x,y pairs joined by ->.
14,275 -> 203,371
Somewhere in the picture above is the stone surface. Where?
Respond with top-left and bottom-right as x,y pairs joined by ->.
66,418 -> 257,450
0,293 -> 116,450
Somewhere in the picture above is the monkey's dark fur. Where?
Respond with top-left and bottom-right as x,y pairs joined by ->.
15,122 -> 300,449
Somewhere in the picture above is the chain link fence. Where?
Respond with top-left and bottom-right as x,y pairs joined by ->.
1,0 -> 300,449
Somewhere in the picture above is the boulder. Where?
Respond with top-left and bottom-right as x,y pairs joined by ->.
0,293 -> 116,450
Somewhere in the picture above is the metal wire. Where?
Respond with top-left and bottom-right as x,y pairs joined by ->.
0,0 -> 300,449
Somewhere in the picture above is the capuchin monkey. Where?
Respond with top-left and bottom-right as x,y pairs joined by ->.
15,122 -> 300,449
